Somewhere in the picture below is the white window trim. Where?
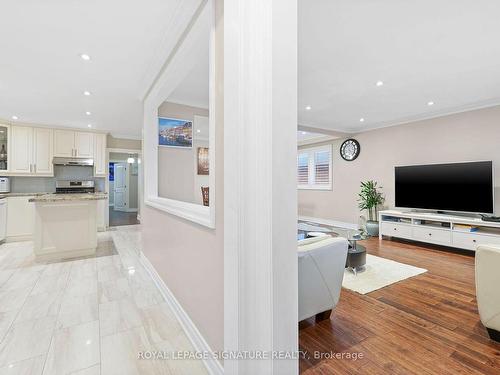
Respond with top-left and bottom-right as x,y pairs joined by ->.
143,0 -> 216,229
297,144 -> 333,191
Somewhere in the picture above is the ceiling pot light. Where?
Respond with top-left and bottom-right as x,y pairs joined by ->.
305,105 -> 312,110
87,124 -> 92,128
359,118 -> 365,122
376,81 -> 384,87
301,131 -> 307,135
127,155 -> 135,164
11,115 -> 18,120
80,54 -> 91,61
427,101 -> 434,106
85,111 -> 92,116
83,91 -> 91,96
196,129 -> 201,133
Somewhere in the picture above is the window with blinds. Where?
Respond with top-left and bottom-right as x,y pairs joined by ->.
297,145 -> 332,190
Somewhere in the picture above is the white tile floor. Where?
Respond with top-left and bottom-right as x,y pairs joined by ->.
0,226 -> 208,375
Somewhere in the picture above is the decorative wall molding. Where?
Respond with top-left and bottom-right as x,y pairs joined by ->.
224,0 -> 298,373
143,0 -> 215,229
140,252 -> 224,375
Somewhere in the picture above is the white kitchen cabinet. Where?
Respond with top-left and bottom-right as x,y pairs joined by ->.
10,126 -> 53,176
54,129 -> 75,157
97,198 -> 107,231
6,196 -> 35,241
93,133 -> 107,177
75,132 -> 94,158
33,128 -> 53,175
10,126 -> 33,174
54,130 -> 94,158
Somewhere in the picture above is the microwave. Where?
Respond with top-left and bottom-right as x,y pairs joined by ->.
0,177 -> 10,193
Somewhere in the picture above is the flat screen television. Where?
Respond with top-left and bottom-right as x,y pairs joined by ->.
395,161 -> 494,214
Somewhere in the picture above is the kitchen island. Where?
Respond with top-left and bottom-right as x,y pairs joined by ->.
29,193 -> 107,261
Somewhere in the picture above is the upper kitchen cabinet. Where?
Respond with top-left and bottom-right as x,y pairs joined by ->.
54,130 -> 94,158
33,128 -> 53,175
0,124 -> 9,172
75,132 -> 94,158
93,133 -> 107,177
10,126 -> 33,174
9,126 -> 53,176
53,129 -> 74,157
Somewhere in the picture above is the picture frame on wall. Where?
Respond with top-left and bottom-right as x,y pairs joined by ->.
158,117 -> 193,148
197,147 -> 209,175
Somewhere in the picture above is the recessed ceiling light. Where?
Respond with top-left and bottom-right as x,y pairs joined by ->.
376,81 -> 384,87
359,118 -> 365,122
427,101 -> 434,106
87,124 -> 92,128
305,105 -> 312,111
80,54 -> 91,61
85,111 -> 92,116
301,131 -> 307,135
11,115 -> 18,120
83,91 -> 91,96
196,129 -> 201,133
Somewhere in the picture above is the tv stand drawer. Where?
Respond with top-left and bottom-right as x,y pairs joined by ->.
452,232 -> 500,251
380,222 -> 412,239
413,226 -> 451,245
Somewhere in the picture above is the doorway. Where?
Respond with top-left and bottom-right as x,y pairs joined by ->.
108,152 -> 140,227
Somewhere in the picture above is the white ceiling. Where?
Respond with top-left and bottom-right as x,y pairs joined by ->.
5,1 -> 499,138
0,0 -> 186,139
299,0 -> 500,133
168,47 -> 209,110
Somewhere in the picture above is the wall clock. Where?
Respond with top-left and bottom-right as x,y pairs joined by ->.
340,139 -> 360,161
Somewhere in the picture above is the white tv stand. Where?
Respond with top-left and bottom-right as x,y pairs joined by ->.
378,210 -> 500,251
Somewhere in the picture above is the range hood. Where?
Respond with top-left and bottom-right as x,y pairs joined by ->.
52,157 -> 94,166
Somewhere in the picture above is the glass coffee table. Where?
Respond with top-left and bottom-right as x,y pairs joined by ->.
298,221 -> 368,276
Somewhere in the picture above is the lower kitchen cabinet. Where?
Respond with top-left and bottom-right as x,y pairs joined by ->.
6,196 -> 35,241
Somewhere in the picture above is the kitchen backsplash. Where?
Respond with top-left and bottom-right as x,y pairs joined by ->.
7,165 -> 105,193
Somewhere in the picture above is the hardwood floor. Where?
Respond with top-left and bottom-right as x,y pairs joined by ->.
299,237 -> 500,374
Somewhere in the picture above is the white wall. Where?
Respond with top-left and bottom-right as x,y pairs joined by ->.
157,102 -> 209,204
298,105 -> 500,224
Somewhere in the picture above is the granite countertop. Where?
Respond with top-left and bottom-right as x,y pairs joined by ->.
0,192 -> 52,198
28,192 -> 108,203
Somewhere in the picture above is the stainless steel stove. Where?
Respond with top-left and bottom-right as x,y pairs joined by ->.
55,180 -> 95,194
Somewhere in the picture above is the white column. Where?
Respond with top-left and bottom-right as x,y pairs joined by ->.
224,0 -> 298,374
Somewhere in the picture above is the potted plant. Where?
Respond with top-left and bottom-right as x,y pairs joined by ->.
358,180 -> 385,236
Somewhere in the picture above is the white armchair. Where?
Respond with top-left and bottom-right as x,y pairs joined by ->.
475,244 -> 500,342
298,236 -> 349,321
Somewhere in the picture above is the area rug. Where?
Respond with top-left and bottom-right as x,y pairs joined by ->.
342,254 -> 427,294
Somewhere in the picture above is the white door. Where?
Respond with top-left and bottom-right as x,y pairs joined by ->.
114,163 -> 127,212
10,126 -> 33,174
75,132 -> 94,158
33,128 -> 53,175
54,130 -> 75,157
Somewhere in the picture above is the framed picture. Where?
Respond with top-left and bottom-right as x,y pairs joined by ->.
158,117 -> 193,148
197,147 -> 209,175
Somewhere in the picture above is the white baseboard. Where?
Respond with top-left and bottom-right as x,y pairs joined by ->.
299,215 -> 359,230
5,234 -> 33,243
126,208 -> 138,213
139,252 -> 223,375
